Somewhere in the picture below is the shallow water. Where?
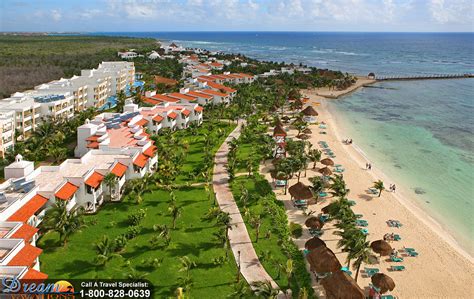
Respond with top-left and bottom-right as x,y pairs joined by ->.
329,79 -> 474,253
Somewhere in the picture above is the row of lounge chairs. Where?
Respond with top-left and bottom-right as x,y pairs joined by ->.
387,220 -> 403,228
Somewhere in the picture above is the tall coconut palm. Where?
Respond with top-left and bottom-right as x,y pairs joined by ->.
168,203 -> 182,229
249,214 -> 262,243
42,200 -> 85,245
309,176 -> 324,199
329,174 -> 350,198
179,256 -> 196,279
349,237 -> 372,282
103,173 -> 117,201
373,180 -> 385,197
307,149 -> 322,169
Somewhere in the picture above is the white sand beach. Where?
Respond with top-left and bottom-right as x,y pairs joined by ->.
260,89 -> 474,298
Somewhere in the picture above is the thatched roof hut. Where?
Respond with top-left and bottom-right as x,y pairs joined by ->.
305,236 -> 326,250
370,240 -> 392,256
320,158 -> 335,166
305,216 -> 324,230
288,182 -> 313,200
306,246 -> 341,273
302,128 -> 312,134
273,125 -> 287,136
318,167 -> 333,176
320,270 -> 365,299
371,273 -> 395,294
301,106 -> 319,116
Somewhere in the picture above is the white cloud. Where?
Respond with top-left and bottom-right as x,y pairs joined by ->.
51,9 -> 62,22
79,9 -> 102,19
429,0 -> 474,24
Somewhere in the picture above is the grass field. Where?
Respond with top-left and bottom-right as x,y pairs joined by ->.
38,122 -> 240,298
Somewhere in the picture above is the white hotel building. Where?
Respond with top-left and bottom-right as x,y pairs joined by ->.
0,61 -> 135,157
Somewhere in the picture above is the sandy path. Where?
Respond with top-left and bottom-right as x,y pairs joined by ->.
260,96 -> 474,298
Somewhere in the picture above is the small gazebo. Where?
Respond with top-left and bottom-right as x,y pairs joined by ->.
288,182 -> 314,202
301,106 -> 319,123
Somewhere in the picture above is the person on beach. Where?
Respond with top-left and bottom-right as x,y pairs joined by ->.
366,163 -> 369,169
368,163 -> 372,170
392,184 -> 396,192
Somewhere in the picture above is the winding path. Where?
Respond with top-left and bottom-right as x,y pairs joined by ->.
212,121 -> 279,290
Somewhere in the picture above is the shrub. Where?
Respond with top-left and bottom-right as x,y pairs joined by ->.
128,208 -> 147,226
126,225 -> 141,239
289,222 -> 303,238
114,234 -> 128,252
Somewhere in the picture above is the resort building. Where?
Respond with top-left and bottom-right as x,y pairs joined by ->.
95,61 -> 135,93
118,51 -> 138,59
198,89 -> 231,105
79,70 -> 112,109
0,94 -> 42,140
0,111 -> 15,158
35,78 -> 89,112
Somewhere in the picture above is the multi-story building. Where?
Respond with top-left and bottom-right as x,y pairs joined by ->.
79,70 -> 112,109
0,111 -> 15,158
35,78 -> 89,112
0,93 -> 42,140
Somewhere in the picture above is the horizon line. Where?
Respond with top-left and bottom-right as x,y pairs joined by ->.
2,30 -> 474,34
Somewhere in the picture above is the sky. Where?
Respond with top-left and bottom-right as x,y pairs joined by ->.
1,0 -> 473,32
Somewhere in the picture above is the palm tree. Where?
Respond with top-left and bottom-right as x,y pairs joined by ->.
252,281 -> 279,298
329,174 -> 350,198
168,203 -> 182,229
103,173 -> 117,201
179,256 -> 196,279
307,149 -> 322,169
116,90 -> 126,112
285,259 -> 294,289
350,237 -> 372,282
228,281 -> 251,298
373,180 -> 385,197
249,214 -> 262,243
309,176 -> 324,199
41,200 -> 85,245
246,158 -> 254,176
94,235 -> 120,265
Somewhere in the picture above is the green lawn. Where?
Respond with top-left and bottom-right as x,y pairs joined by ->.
38,122 -> 240,298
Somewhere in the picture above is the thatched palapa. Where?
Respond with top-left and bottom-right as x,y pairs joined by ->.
320,270 -> 365,299
288,182 -> 313,200
306,246 -> 341,273
301,106 -> 319,116
320,158 -> 335,166
273,125 -> 287,136
319,167 -> 333,176
305,236 -> 326,250
305,216 -> 324,230
370,240 -> 392,256
371,273 -> 396,294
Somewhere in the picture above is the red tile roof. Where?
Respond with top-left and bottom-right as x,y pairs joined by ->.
186,90 -> 213,99
10,224 -> 38,242
181,109 -> 191,117
133,154 -> 148,168
7,195 -> 48,223
206,81 -> 237,93
86,135 -> 100,142
195,106 -> 204,112
8,244 -> 42,267
154,76 -> 178,86
55,182 -> 79,201
152,115 -> 164,123
85,171 -> 104,188
143,145 -> 157,157
168,92 -> 198,102
143,97 -> 160,105
200,89 -> 228,97
135,118 -> 148,127
111,162 -> 128,177
152,94 -> 179,102
87,142 -> 99,149
168,112 -> 178,119
21,269 -> 48,281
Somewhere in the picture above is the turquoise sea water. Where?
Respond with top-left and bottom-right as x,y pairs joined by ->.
329,79 -> 473,254
98,32 -> 474,253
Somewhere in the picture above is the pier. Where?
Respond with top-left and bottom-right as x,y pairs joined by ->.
375,73 -> 473,81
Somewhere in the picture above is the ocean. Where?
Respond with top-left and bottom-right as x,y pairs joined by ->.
98,32 -> 474,253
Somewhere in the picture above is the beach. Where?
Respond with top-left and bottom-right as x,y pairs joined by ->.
260,85 -> 474,298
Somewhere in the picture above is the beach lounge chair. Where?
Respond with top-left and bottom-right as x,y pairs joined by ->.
355,220 -> 368,227
404,247 -> 415,252
309,229 -> 323,237
335,164 -> 342,168
391,265 -> 405,271
361,228 -> 369,235
407,251 -> 419,257
364,267 -> 379,277
381,295 -> 396,299
320,215 -> 329,222
334,168 -> 344,173
319,192 -> 328,197
368,188 -> 378,194
355,214 -> 363,219
390,256 -> 404,262
394,234 -> 401,241
348,200 -> 356,206
341,266 -> 352,276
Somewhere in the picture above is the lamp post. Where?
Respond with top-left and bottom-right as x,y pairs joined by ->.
236,250 -> 241,282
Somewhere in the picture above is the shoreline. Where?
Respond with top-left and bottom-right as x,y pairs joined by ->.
261,81 -> 473,297
303,82 -> 474,260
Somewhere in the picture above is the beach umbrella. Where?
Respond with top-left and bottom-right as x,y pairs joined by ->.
371,273 -> 396,294
305,216 -> 324,230
301,106 -> 319,116
302,128 -> 312,134
370,240 -> 392,256
288,182 -> 313,200
320,270 -> 365,299
318,167 -> 333,176
305,236 -> 326,250
273,125 -> 287,136
320,158 -> 335,166
306,246 -> 341,274
296,134 -> 310,140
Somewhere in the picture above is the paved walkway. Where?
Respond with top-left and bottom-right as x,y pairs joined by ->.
212,121 -> 279,290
